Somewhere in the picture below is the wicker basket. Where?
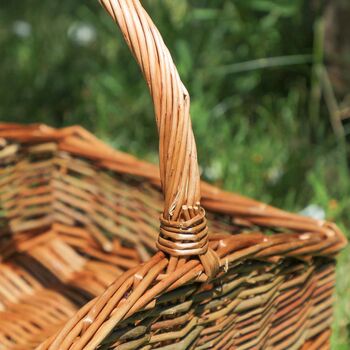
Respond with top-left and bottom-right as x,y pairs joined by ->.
0,1 -> 347,349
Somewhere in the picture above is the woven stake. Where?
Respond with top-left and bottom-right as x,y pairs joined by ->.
99,0 -> 220,277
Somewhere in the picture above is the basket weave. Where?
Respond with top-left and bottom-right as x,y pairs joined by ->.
0,1 -> 347,349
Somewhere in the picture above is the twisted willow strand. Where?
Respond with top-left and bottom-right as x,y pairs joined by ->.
100,0 -> 200,221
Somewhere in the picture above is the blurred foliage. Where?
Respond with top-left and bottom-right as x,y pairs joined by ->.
0,0 -> 349,348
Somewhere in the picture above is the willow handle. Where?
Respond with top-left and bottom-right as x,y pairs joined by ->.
100,0 -> 219,275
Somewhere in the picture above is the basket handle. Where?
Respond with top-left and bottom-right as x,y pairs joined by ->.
100,0 -> 219,277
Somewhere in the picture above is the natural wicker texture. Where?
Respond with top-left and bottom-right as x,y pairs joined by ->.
0,0 -> 347,349
0,124 -> 345,350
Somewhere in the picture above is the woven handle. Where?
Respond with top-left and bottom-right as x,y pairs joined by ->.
100,0 -> 219,275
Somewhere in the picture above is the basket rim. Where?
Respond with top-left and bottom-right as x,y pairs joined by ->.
0,122 -> 346,255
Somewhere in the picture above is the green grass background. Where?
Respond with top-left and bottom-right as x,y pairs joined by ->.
0,1 -> 349,348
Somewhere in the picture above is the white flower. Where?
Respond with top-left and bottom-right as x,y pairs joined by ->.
68,22 -> 96,46
266,166 -> 283,185
299,204 -> 325,220
12,20 -> 32,38
204,160 -> 223,181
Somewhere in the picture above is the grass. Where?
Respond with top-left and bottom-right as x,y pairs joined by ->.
333,245 -> 350,349
0,0 -> 349,348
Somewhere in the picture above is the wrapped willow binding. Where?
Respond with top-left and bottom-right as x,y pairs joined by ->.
0,1 -> 346,350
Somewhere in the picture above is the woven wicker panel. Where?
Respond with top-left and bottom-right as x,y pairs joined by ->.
0,125 -> 345,350
73,260 -> 335,350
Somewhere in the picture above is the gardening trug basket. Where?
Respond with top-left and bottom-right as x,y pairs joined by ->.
0,1 -> 347,349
